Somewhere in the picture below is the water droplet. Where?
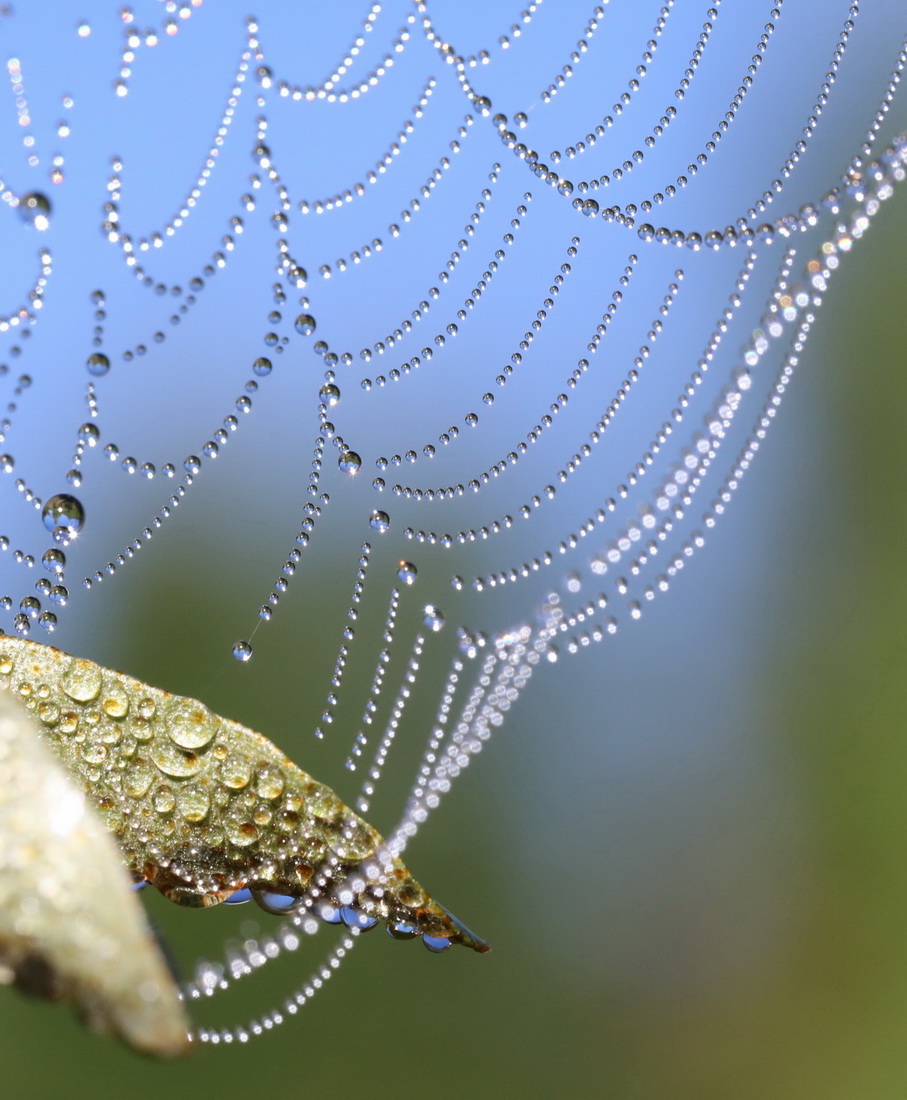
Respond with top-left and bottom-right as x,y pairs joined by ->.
369,510 -> 390,533
294,313 -> 316,336
340,906 -> 378,931
253,891 -> 297,915
225,815 -> 259,847
255,764 -> 285,800
61,658 -> 102,702
42,548 -> 66,574
18,192 -> 51,229
233,640 -> 253,662
387,918 -> 419,940
150,739 -> 203,778
49,584 -> 68,606
338,450 -> 361,474
218,753 -> 253,789
78,423 -> 100,445
252,357 -> 272,377
397,561 -> 418,585
86,352 -> 110,377
102,682 -> 130,718
153,785 -> 176,814
223,888 -> 253,905
166,699 -> 219,749
42,493 -> 84,536
0,455 -> 14,473
183,455 -> 201,475
422,934 -> 452,953
423,605 -> 445,631
319,383 -> 340,406
123,760 -> 155,798
176,784 -> 211,823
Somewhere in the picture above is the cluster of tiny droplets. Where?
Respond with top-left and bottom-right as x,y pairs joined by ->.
0,52 -> 68,205
193,932 -> 359,1045
461,246 -> 799,596
552,0 -> 717,186
110,33 -> 251,244
5,55 -> 68,187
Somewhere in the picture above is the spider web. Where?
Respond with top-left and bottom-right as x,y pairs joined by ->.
0,0 -> 905,1088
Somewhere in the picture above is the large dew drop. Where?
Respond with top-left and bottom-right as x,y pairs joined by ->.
42,494 -> 85,537
369,510 -> 390,533
338,450 -> 361,474
86,353 -> 110,377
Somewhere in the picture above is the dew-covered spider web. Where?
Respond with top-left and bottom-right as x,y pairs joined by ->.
0,0 -> 906,1090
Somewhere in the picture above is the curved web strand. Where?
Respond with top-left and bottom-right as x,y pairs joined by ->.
257,8 -> 418,104
295,77 -> 438,214
400,268 -> 683,549
110,38 -> 253,249
454,249 -> 764,592
540,2 -> 679,159
376,231 -> 581,476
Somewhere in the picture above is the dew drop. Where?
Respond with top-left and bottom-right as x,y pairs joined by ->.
338,450 -> 361,475
166,699 -> 219,750
397,561 -> 418,585
61,658 -> 102,702
233,640 -> 253,662
387,918 -> 419,940
422,934 -> 452,953
18,192 -> 51,229
0,455 -> 13,473
150,740 -> 203,779
86,352 -> 110,377
319,383 -> 340,406
123,760 -> 155,799
42,494 -> 84,536
225,815 -> 259,847
423,605 -> 445,631
252,357 -> 272,377
369,510 -> 390,533
253,891 -> 297,915
42,548 -> 66,574
294,314 -> 316,336
176,784 -> 211,823
223,888 -> 253,905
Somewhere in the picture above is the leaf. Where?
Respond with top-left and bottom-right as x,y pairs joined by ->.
0,687 -> 191,1057
0,638 -> 488,954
